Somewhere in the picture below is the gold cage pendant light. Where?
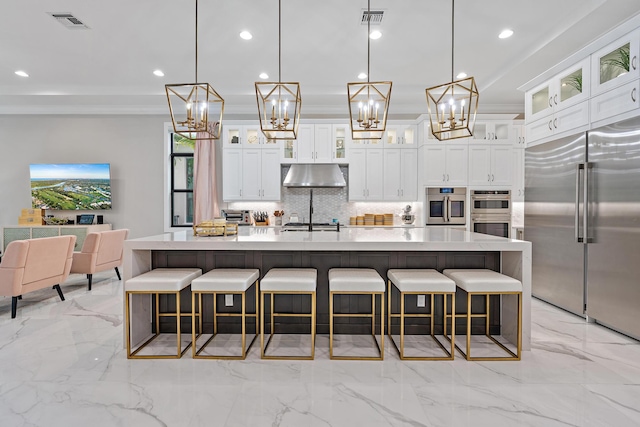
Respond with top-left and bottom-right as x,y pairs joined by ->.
255,0 -> 302,140
166,0 -> 224,140
347,0 -> 392,140
425,0 -> 478,141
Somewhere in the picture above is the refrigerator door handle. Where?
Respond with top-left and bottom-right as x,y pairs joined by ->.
584,162 -> 594,243
576,163 -> 585,243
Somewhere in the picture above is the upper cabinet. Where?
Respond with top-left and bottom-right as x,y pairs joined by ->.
383,125 -> 417,148
470,121 -> 514,144
591,29 -> 640,97
282,124 -> 349,164
525,58 -> 591,124
223,124 -> 280,149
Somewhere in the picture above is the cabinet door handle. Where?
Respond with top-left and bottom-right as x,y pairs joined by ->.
632,87 -> 637,103
492,174 -> 495,182
554,94 -> 558,105
488,174 -> 491,182
443,174 -> 446,182
554,118 -> 558,129
447,174 -> 450,181
632,55 -> 638,70
240,189 -> 242,197
549,97 -> 553,107
401,189 -> 404,196
548,120 -> 553,131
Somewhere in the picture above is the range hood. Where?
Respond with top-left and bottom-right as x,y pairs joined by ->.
283,164 -> 346,188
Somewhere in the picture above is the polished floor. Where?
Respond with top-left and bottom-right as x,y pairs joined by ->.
1,272 -> 639,427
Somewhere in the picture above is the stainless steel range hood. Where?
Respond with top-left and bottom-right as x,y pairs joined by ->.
283,164 -> 346,188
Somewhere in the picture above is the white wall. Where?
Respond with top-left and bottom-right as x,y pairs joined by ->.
0,115 -> 167,239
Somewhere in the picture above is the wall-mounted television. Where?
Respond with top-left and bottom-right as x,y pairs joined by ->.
30,163 -> 112,210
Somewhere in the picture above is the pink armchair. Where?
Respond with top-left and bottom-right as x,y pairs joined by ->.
0,235 -> 76,318
70,229 -> 129,290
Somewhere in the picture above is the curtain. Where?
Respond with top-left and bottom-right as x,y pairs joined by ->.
193,128 -> 219,224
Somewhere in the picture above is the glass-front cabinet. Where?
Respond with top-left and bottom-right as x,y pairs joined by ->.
332,124 -> 350,162
591,29 -> 639,96
383,125 -> 416,148
223,125 -> 278,148
470,122 -> 512,143
526,58 -> 590,123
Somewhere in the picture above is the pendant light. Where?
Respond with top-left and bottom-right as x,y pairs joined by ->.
165,0 -> 224,140
425,0 -> 479,141
255,0 -> 302,140
347,0 -> 392,140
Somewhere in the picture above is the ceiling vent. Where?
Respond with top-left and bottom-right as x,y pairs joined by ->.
361,10 -> 384,25
48,13 -> 90,29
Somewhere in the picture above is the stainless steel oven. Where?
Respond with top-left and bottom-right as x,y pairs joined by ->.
471,190 -> 511,215
470,190 -> 511,237
426,187 -> 466,225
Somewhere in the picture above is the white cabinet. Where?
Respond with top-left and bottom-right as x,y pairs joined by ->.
421,144 -> 468,186
512,123 -> 526,147
511,147 -> 525,201
223,124 -> 278,149
348,149 -> 384,201
470,121 -> 514,143
590,78 -> 640,124
525,101 -> 589,143
384,125 -> 417,148
591,29 -> 640,97
283,124 -> 348,163
468,145 -> 512,187
526,58 -> 591,124
383,149 -> 418,200
222,148 -> 281,201
222,149 -> 243,201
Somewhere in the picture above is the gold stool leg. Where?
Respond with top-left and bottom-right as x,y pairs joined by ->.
380,291 -> 384,359
176,291 -> 181,358
191,291 -> 197,358
466,290 -> 472,360
329,291 -> 334,358
260,291 -> 265,358
241,291 -> 246,358
311,291 -> 316,359
450,292 -> 455,358
400,292 -> 405,359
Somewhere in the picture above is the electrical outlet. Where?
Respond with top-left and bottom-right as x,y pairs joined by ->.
417,295 -> 426,307
225,294 -> 234,306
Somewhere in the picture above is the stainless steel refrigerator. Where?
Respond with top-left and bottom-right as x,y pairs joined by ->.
525,116 -> 640,339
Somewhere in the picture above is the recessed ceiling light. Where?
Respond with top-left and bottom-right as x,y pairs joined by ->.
15,70 -> 29,77
456,72 -> 467,79
153,70 -> 165,77
498,29 -> 514,39
358,72 -> 367,79
240,31 -> 252,40
369,30 -> 382,40
259,72 -> 269,79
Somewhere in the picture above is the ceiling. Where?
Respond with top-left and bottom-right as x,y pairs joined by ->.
2,0 -> 640,119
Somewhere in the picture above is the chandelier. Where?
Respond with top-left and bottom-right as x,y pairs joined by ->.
165,0 -> 224,140
255,0 -> 302,140
347,0 -> 392,140
425,0 -> 478,141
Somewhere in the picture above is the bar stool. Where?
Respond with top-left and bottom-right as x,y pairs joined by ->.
387,269 -> 456,360
328,268 -> 385,360
443,269 -> 522,361
260,268 -> 317,360
125,268 -> 202,359
190,268 -> 260,360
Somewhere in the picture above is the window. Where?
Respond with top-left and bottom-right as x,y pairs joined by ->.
170,133 -> 194,227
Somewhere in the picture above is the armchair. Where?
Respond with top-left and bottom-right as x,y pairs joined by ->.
0,235 -> 76,318
70,229 -> 129,290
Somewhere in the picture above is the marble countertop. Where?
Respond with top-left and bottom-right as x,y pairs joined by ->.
126,227 -> 530,252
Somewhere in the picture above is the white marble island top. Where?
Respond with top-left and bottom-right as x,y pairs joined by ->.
126,226 -> 530,252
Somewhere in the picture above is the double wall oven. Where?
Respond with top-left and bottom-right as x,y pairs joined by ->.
425,187 -> 467,226
471,190 -> 511,238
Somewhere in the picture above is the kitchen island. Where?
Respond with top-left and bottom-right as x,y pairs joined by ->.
124,227 -> 532,350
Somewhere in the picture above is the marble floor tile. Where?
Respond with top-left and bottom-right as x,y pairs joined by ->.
1,275 -> 640,426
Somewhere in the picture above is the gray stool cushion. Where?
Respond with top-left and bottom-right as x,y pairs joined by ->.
261,268 -> 317,292
388,269 -> 455,293
125,268 -> 202,292
329,268 -> 385,292
191,268 -> 259,292
443,269 -> 522,293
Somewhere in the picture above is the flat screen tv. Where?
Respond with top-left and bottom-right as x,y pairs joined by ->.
30,163 -> 112,210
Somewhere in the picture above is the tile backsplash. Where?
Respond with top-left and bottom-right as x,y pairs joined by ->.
226,165 -> 422,225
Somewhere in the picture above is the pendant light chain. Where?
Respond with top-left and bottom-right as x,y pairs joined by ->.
278,0 -> 282,83
195,0 -> 198,82
367,0 -> 371,83
451,0 -> 454,82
